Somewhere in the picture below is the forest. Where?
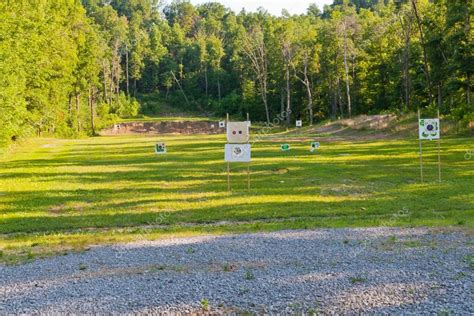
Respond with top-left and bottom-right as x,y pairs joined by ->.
0,0 -> 472,146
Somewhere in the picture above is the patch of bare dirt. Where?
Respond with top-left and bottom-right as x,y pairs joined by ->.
311,114 -> 397,134
262,134 -> 391,143
341,114 -> 397,130
100,121 -> 224,135
266,114 -> 403,141
48,204 -> 66,215
48,203 -> 89,215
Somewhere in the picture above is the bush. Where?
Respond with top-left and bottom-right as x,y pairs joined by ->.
211,91 -> 243,116
111,92 -> 140,118
448,104 -> 474,132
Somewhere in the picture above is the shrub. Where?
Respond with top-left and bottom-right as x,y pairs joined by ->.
111,92 -> 140,118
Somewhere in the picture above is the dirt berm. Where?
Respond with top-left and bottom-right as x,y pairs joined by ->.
100,121 -> 223,135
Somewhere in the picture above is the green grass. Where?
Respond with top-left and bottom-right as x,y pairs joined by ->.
0,134 -> 473,263
350,276 -> 367,284
200,298 -> 210,311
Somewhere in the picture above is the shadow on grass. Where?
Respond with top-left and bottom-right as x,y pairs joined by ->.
1,137 -> 472,235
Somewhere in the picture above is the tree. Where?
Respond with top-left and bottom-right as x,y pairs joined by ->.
307,3 -> 322,18
206,35 -> 225,100
293,17 -> 321,125
2,0 -> 474,149
0,0 -> 28,144
240,25 -> 271,124
276,18 -> 298,124
398,3 -> 414,110
444,0 -> 473,109
411,0 -> 434,107
333,5 -> 358,117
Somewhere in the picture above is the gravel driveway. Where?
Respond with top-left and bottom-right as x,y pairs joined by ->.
1,227 -> 473,314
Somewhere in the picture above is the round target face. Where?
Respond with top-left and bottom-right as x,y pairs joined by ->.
233,147 -> 242,155
419,119 -> 440,140
155,143 -> 166,154
225,144 -> 251,162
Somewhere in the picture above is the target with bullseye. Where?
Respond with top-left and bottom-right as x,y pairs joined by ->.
419,119 -> 440,140
225,144 -> 251,162
155,143 -> 166,154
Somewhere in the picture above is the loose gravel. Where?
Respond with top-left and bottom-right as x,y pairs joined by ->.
1,227 -> 473,314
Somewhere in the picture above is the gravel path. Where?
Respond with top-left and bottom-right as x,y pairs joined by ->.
1,228 -> 473,314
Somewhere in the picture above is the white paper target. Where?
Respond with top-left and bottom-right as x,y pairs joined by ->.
310,141 -> 320,152
419,119 -> 440,140
219,121 -> 226,128
296,120 -> 302,127
225,144 -> 251,162
155,143 -> 166,154
226,122 -> 249,143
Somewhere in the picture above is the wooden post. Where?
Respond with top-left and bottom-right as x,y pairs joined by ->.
226,113 -> 230,191
247,113 -> 251,190
437,109 -> 441,182
247,169 -> 251,190
227,162 -> 230,191
418,109 -> 424,184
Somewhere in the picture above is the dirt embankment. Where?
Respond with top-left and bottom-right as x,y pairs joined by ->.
305,114 -> 460,138
263,114 -> 400,141
100,121 -> 224,135
99,114 -> 469,138
312,114 -> 397,134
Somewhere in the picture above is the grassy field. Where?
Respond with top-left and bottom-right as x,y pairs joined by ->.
0,133 -> 473,263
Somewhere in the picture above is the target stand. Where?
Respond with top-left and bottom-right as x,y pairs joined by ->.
225,113 -> 251,191
417,109 -> 442,183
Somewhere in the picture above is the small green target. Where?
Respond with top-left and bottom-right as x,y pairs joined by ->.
280,144 -> 290,151
310,142 -> 320,152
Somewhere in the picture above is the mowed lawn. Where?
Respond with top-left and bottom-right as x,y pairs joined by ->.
0,134 -> 473,263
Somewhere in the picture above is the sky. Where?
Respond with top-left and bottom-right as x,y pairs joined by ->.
189,0 -> 334,16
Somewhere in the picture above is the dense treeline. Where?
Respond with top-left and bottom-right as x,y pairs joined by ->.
0,0 -> 472,145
